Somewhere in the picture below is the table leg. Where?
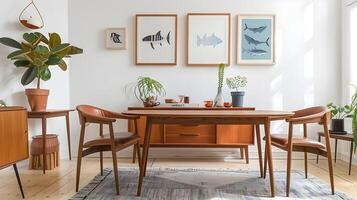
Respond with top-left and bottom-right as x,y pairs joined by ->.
42,117 -> 47,174
65,113 -> 72,160
13,164 -> 25,199
334,139 -> 338,163
255,124 -> 263,178
316,135 -> 321,164
137,118 -> 152,196
264,119 -> 275,197
349,141 -> 353,175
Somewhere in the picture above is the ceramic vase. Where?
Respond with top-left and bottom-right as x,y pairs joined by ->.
214,88 -> 224,107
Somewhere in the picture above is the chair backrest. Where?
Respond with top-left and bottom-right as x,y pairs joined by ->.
289,106 -> 329,124
76,105 -> 106,125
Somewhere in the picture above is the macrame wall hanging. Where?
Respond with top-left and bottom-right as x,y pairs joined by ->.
19,0 -> 44,29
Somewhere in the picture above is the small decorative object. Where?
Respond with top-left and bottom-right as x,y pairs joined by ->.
19,0 -> 44,29
187,13 -> 231,66
184,96 -> 190,104
106,28 -> 127,49
237,14 -> 275,65
204,100 -> 213,108
214,63 -> 225,107
226,75 -> 248,107
224,102 -> 232,108
0,32 -> 83,111
129,77 -> 166,107
327,102 -> 354,134
0,100 -> 6,107
29,134 -> 59,170
136,14 -> 177,65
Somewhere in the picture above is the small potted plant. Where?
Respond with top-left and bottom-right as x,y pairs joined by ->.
226,75 -> 248,107
214,63 -> 225,107
0,32 -> 83,111
131,77 -> 166,107
327,102 -> 354,134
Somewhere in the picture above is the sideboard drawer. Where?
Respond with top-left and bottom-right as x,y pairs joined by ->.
165,124 -> 215,144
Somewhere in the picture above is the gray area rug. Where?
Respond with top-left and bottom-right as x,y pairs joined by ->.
70,168 -> 353,200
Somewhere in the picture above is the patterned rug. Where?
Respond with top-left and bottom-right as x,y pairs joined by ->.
70,168 -> 353,200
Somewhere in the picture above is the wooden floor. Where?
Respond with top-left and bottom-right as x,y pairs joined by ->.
0,157 -> 356,200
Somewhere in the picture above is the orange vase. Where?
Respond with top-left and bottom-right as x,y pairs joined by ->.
25,89 -> 49,111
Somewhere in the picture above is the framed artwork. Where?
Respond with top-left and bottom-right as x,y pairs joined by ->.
187,13 -> 231,66
237,14 -> 275,65
135,14 -> 178,65
106,28 -> 127,49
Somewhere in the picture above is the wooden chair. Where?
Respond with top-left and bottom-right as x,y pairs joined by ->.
76,105 -> 141,195
263,106 -> 334,197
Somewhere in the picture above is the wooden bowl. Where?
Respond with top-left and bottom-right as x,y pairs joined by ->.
204,101 -> 213,108
224,102 -> 232,108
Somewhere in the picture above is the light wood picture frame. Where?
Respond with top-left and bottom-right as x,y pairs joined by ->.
236,14 -> 276,65
135,14 -> 178,65
187,13 -> 231,66
106,28 -> 127,50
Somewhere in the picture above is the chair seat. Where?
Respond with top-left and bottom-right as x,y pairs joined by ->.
83,132 -> 140,148
264,134 -> 326,150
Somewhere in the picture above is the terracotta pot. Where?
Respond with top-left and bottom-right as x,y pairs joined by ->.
25,89 -> 49,111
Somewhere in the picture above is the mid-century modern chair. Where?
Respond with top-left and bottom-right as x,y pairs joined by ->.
263,106 -> 334,197
76,105 -> 141,195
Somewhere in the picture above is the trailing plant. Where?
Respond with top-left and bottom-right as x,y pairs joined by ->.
132,77 -> 166,104
217,63 -> 225,89
226,75 -> 248,91
0,100 -> 6,107
0,32 -> 83,89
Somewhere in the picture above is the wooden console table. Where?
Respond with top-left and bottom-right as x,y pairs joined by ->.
128,106 -> 255,163
0,107 -> 28,198
123,109 -> 294,197
28,109 -> 74,174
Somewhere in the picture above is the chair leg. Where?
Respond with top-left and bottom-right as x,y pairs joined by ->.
263,145 -> 268,179
13,164 -> 25,199
111,149 -> 120,195
100,151 -> 103,176
286,148 -> 293,197
304,152 -> 308,178
75,155 -> 83,192
132,145 -> 137,164
244,146 -> 249,164
323,117 -> 335,195
240,147 -> 244,159
136,142 -> 142,171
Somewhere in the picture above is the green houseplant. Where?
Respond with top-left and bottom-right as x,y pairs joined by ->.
350,86 -> 357,152
226,75 -> 248,107
131,77 -> 166,107
0,100 -> 6,107
0,32 -> 83,111
213,63 -> 225,107
326,102 -> 354,134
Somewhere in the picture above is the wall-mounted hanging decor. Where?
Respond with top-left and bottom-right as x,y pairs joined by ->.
135,14 -> 177,65
19,0 -> 44,29
187,13 -> 231,66
237,14 -> 275,65
106,28 -> 127,49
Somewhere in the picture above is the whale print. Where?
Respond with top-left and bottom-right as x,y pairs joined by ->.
244,23 -> 267,34
244,34 -> 270,47
243,48 -> 267,56
197,33 -> 223,48
142,31 -> 171,50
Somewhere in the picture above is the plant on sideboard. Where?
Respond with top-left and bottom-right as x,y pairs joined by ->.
326,102 -> 353,134
131,76 -> 166,107
214,63 -> 225,107
0,32 -> 83,111
226,75 -> 248,107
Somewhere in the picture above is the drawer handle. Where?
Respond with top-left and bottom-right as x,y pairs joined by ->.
179,133 -> 200,136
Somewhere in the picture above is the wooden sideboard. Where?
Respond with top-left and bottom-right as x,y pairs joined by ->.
0,106 -> 28,198
128,106 -> 255,161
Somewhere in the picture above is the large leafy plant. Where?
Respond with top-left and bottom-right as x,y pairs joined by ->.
326,103 -> 354,119
132,77 -> 166,103
0,32 -> 83,88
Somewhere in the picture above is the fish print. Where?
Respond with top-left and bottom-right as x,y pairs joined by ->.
244,34 -> 270,47
244,23 -> 267,33
110,33 -> 122,43
243,48 -> 268,56
197,33 -> 222,48
142,31 -> 171,50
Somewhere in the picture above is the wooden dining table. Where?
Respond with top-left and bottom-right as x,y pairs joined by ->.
123,109 -> 294,197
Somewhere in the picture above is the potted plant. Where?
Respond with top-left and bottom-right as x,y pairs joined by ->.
350,86 -> 357,152
226,75 -> 248,107
131,77 -> 166,107
327,102 -> 354,134
214,63 -> 225,107
0,32 -> 83,111
0,100 -> 6,107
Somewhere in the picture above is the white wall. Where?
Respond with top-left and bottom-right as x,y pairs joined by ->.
68,0 -> 342,158
0,0 -> 71,158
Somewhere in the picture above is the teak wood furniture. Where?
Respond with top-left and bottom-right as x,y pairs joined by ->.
28,109 -> 74,174
263,106 -> 334,197
0,107 -> 28,198
316,131 -> 354,175
123,109 -> 294,197
76,105 -> 141,195
128,107 -> 255,163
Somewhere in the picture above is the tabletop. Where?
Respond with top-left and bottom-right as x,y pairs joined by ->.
123,109 -> 294,118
